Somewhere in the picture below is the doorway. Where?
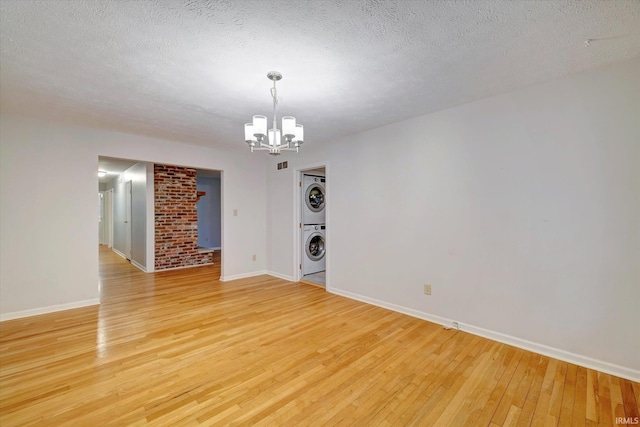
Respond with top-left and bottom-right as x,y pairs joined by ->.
97,156 -> 225,286
298,165 -> 327,287
98,189 -> 114,248
196,170 -> 222,251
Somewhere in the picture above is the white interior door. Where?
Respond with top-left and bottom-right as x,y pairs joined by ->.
105,189 -> 113,248
125,180 -> 132,260
98,192 -> 105,244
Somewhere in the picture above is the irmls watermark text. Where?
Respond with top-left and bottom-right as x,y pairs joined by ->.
616,417 -> 640,425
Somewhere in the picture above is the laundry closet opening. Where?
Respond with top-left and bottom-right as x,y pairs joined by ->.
300,167 -> 326,287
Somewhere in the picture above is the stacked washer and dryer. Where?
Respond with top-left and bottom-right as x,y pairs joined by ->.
302,174 -> 326,276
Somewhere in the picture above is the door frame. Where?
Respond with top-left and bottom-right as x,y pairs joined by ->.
105,189 -> 114,248
98,192 -> 105,245
124,180 -> 132,260
97,157 -> 225,279
293,162 -> 329,286
98,190 -> 115,248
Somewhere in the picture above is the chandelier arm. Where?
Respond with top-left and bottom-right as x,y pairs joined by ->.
273,139 -> 291,149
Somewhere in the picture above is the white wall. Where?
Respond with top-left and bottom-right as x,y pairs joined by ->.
0,115 -> 268,318
266,59 -> 640,379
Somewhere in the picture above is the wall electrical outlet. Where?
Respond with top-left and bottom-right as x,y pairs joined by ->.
452,321 -> 459,330
424,284 -> 432,295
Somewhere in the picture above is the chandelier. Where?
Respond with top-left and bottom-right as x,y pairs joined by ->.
244,71 -> 304,155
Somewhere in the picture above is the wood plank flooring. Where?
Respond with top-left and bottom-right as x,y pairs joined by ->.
0,246 -> 638,426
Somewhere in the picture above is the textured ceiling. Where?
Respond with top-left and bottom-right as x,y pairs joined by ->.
1,0 -> 639,152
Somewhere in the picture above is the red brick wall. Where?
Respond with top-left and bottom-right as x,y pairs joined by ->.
154,164 -> 212,270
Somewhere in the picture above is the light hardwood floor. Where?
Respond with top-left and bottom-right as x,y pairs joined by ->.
1,246 -> 638,426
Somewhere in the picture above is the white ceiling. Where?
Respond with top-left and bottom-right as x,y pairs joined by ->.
1,1 -> 639,152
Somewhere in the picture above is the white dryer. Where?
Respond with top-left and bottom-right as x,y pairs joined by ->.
303,174 -> 325,225
303,224 -> 326,275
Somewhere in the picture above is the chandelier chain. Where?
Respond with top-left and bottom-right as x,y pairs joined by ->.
271,81 -> 278,131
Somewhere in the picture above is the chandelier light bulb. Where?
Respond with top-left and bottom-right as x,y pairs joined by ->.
252,115 -> 267,138
244,123 -> 256,144
268,128 -> 281,147
282,116 -> 296,138
294,124 -> 304,144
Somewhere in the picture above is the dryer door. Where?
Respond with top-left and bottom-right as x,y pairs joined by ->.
305,183 -> 325,213
305,232 -> 325,261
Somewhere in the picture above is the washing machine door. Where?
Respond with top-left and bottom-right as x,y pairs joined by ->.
305,182 -> 325,213
305,232 -> 325,261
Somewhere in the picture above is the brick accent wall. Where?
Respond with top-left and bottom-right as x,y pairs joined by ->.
154,164 -> 213,270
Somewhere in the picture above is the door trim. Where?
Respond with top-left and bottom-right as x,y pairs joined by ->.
294,162 -> 329,286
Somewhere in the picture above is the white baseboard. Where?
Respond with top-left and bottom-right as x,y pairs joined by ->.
112,248 -> 127,260
113,249 -> 148,273
155,262 -> 213,272
220,270 -> 268,282
267,271 -> 296,282
131,259 -> 147,272
328,287 -> 640,383
220,271 -> 295,283
0,299 -> 100,322
461,322 -> 640,383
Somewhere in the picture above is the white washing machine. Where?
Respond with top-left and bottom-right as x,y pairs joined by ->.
303,174 -> 325,225
303,224 -> 326,275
